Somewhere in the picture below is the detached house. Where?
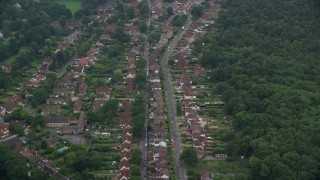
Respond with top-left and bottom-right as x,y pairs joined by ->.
92,99 -> 106,110
73,99 -> 82,113
78,82 -> 87,96
96,87 -> 110,99
42,106 -> 60,116
0,123 -> 9,139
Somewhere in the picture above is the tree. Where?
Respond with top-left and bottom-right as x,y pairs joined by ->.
30,115 -> 45,130
78,42 -> 90,57
111,69 -> 123,84
13,125 -> 24,136
131,148 -> 142,165
138,0 -> 149,19
0,144 -> 28,179
127,8 -> 135,19
31,88 -> 48,106
139,22 -> 147,33
55,50 -> 66,65
191,5 -> 204,19
176,101 -> 182,116
180,148 -> 198,166
131,165 -> 141,176
167,7 -> 174,16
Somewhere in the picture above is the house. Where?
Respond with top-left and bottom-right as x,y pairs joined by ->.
45,117 -> 70,128
92,99 -> 107,110
2,136 -> 23,151
76,57 -> 93,67
123,81 -> 134,94
153,127 -> 167,138
117,168 -> 130,180
52,87 -> 75,97
42,106 -> 60,116
121,140 -> 131,150
78,82 -> 87,96
96,87 -> 110,99
0,123 -> 9,139
0,63 -> 12,73
126,68 -> 136,79
73,99 -> 82,113
3,102 -> 15,114
194,64 -> 205,75
72,66 -> 85,77
43,57 -> 52,65
62,112 -> 86,135
43,136 -> 59,147
193,139 -> 205,150
201,171 -> 212,180
0,106 -> 5,116
120,112 -> 131,126
46,97 -> 67,105
155,160 -> 167,171
120,149 -> 131,159
9,120 -> 27,131
56,80 -> 75,89
29,79 -> 39,87
120,101 -> 132,112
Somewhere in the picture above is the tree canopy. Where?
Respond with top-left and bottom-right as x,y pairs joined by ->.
193,0 -> 320,178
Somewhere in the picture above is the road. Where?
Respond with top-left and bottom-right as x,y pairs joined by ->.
161,16 -> 193,180
140,0 -> 152,179
57,54 -> 78,78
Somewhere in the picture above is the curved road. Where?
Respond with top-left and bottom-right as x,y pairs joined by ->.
161,16 -> 192,180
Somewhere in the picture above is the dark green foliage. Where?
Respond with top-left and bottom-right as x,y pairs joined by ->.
191,5 -> 204,19
0,144 -> 29,180
176,100 -> 182,116
180,148 -> 198,167
87,99 -> 119,124
0,0 -> 72,63
112,27 -> 130,44
138,0 -> 149,19
132,94 -> 145,138
194,0 -> 320,178
172,14 -> 188,27
139,21 -> 148,33
167,7 -> 174,16
4,107 -> 29,122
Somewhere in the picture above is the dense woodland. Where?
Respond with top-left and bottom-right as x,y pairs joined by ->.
193,0 -> 320,178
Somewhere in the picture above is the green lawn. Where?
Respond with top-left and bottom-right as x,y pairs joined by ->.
54,0 -> 82,15
4,55 -> 17,65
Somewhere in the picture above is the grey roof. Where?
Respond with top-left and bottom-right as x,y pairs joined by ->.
45,117 -> 70,124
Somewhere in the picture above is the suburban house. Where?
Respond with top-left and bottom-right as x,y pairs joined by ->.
0,123 -> 9,139
153,127 -> 167,138
0,63 -> 12,73
96,87 -> 110,99
45,117 -> 70,128
43,136 -> 59,147
92,99 -> 107,110
42,106 -> 60,116
201,171 -> 212,180
46,97 -> 67,105
73,99 -> 82,113
62,112 -> 86,135
57,80 -> 75,89
78,82 -> 87,96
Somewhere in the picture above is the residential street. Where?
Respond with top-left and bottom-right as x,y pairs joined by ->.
57,54 -> 78,78
140,0 -> 151,179
161,16 -> 193,180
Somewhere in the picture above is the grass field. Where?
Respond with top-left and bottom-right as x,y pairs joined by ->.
54,0 -> 82,15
